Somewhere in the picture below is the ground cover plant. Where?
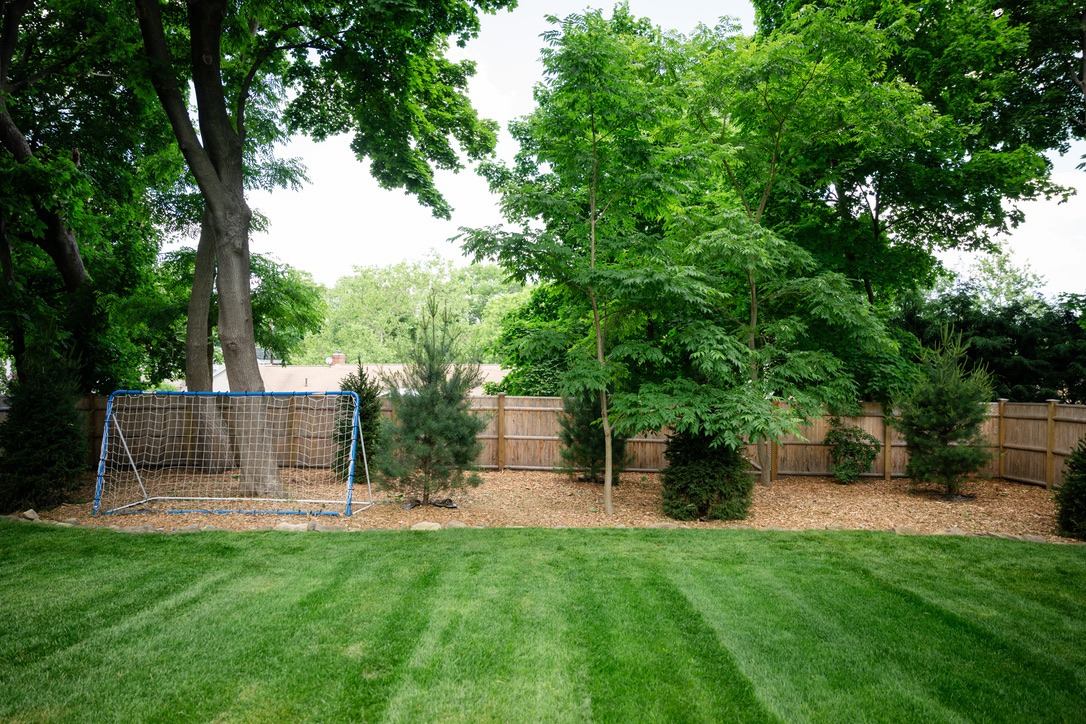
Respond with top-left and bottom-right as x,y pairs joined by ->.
3,521 -> 1083,722
823,418 -> 883,484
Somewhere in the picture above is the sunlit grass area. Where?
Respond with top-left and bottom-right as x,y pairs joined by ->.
2,521 -> 1084,722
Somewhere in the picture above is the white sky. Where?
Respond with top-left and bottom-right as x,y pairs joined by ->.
245,0 -> 1085,297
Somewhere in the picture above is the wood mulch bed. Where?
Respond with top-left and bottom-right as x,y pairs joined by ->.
31,470 -> 1075,543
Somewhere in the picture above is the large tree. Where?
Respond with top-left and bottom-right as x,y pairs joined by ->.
133,0 -> 515,393
463,7 -> 686,513
750,0 -> 1072,305
0,0 -> 183,390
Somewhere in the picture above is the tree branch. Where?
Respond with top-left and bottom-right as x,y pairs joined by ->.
134,0 -> 223,205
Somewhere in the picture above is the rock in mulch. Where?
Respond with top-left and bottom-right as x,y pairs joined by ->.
21,509 -> 39,522
274,522 -> 309,532
314,523 -> 347,533
411,521 -> 442,531
444,521 -> 469,529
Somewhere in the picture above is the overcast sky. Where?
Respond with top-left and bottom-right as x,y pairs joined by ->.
243,0 -> 1085,296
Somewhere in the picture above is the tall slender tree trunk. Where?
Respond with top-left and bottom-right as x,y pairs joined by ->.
186,211 -> 216,392
749,270 -> 772,486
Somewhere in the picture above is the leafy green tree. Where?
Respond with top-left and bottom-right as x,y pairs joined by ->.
897,281 -> 1086,404
134,0 -> 515,393
602,9 -> 925,482
750,0 -> 1071,306
380,293 -> 486,506
611,211 -> 888,485
463,7 -> 683,513
895,327 -> 994,497
484,284 -> 587,396
0,0 -> 186,391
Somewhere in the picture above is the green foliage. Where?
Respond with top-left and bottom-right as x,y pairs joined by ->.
379,293 -> 487,505
661,432 -> 754,521
558,393 -> 628,483
750,0 -> 1070,307
335,361 -> 385,481
149,249 -> 326,381
485,284 -> 584,396
1055,437 -> 1086,540
823,418 -> 883,484
300,255 -> 525,365
896,279 -> 1086,404
0,355 -> 88,513
895,327 -> 994,497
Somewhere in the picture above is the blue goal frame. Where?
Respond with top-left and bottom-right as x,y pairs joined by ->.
93,390 -> 371,516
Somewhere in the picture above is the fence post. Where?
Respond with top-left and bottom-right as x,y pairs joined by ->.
1046,399 -> 1058,488
496,392 -> 506,472
997,399 -> 1007,481
883,409 -> 893,481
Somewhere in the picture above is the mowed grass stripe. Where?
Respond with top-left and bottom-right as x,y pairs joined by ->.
564,538 -> 776,722
662,531 -> 1086,723
1,523 -> 1085,723
380,532 -> 590,722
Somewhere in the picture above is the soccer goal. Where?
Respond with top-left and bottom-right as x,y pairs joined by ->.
93,390 -> 372,516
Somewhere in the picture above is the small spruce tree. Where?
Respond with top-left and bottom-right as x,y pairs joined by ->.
558,393 -> 627,483
895,327 -> 993,497
335,360 -> 384,480
1055,437 -> 1086,540
380,293 -> 486,506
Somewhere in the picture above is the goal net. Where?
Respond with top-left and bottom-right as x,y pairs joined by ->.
93,390 -> 371,516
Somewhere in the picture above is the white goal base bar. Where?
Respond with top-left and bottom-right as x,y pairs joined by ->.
93,390 -> 372,516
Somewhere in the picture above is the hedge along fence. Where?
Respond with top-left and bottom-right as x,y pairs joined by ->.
4,395 -> 1084,488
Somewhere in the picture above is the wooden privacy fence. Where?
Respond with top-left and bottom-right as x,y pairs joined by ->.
3,395 -> 1084,488
426,396 -> 1086,488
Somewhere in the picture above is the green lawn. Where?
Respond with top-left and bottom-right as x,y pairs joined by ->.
1,521 -> 1084,723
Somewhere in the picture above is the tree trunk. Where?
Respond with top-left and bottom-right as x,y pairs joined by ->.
136,0 -> 279,496
0,209 -> 26,382
757,439 -> 771,486
185,210 -> 216,392
600,388 -> 614,515
0,101 -> 90,292
748,270 -> 772,486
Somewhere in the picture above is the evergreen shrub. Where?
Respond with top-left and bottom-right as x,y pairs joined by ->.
0,364 -> 88,512
558,393 -> 627,483
1055,437 -> 1086,540
661,431 -> 753,521
895,327 -> 993,497
823,418 -> 882,484
380,294 -> 487,506
335,360 -> 384,479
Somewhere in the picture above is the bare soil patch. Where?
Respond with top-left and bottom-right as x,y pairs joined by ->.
37,471 -> 1072,542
